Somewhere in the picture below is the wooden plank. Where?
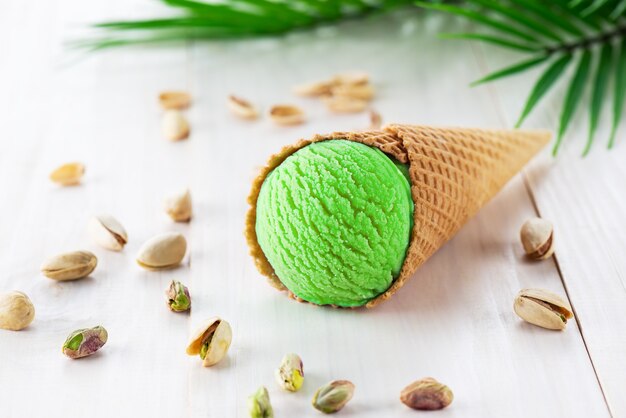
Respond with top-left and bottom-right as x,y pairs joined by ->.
474,44 -> 624,416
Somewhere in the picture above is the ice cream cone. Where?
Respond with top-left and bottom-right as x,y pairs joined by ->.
245,124 -> 551,308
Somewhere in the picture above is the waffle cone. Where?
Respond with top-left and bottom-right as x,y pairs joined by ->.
245,124 -> 550,308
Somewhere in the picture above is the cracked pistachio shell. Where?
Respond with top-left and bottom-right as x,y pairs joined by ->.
41,251 -> 97,281
0,291 -> 35,331
62,325 -> 108,359
514,288 -> 573,330
312,380 -> 355,414
186,317 -> 232,367
136,232 -> 186,270
247,386 -> 274,418
275,353 -> 304,392
158,91 -> 191,110
49,162 -> 85,186
520,218 -> 554,259
165,189 -> 192,223
400,377 -> 453,410
88,214 -> 128,251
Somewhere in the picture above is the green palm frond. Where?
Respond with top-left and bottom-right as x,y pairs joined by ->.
419,0 -> 626,154
76,0 -> 418,50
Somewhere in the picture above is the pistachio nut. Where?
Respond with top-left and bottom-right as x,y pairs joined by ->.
136,232 -> 187,270
162,109 -> 190,141
62,325 -> 108,359
186,317 -> 232,367
269,105 -> 305,126
323,96 -> 368,113
514,288 -> 573,330
330,83 -> 375,101
400,378 -> 453,410
49,162 -> 85,186
158,91 -> 191,110
88,214 -> 128,251
247,386 -> 274,418
520,217 -> 554,260
293,80 -> 334,97
312,380 -> 355,414
0,291 -> 35,331
331,72 -> 369,86
275,353 -> 304,392
228,95 -> 259,120
165,189 -> 192,223
166,280 -> 191,312
41,250 -> 97,281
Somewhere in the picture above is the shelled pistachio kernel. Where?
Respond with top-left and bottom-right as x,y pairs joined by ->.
275,353 -> 304,392
162,109 -> 190,141
62,325 -> 108,359
0,291 -> 35,331
514,288 -> 573,330
41,250 -> 97,281
158,91 -> 191,110
165,189 -> 192,223
228,95 -> 259,119
136,232 -> 187,270
88,214 -> 128,251
400,377 -> 453,410
186,317 -> 232,367
520,217 -> 554,259
248,386 -> 274,418
166,280 -> 191,312
49,162 -> 85,186
312,380 -> 355,414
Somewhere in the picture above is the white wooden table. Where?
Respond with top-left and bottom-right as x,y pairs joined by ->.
1,1 -> 624,417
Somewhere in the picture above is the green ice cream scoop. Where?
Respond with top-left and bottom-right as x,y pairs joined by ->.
255,140 -> 413,307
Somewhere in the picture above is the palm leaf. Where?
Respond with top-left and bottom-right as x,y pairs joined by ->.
515,54 -> 573,128
609,38 -> 626,148
470,55 -> 549,86
553,50 -> 592,155
583,43 -> 612,155
420,0 -> 626,154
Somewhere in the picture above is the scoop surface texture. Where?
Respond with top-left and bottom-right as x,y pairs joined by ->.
255,139 -> 413,307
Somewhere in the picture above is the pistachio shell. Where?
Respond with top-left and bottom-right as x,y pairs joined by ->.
514,288 -> 573,330
136,232 -> 187,270
330,83 -> 375,101
269,105 -> 305,126
158,91 -> 191,110
49,162 -> 85,186
0,291 -> 35,331
88,215 -> 128,251
293,80 -> 334,97
165,189 -> 192,223
41,251 -> 97,281
323,96 -> 368,113
186,317 -> 232,367
228,95 -> 259,119
331,72 -> 369,86
520,218 -> 554,259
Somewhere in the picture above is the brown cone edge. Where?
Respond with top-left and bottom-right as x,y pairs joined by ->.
245,124 -> 551,308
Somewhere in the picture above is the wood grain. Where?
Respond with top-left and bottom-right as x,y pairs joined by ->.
0,2 -> 615,417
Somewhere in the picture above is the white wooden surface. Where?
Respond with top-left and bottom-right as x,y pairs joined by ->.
0,2 -> 623,417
